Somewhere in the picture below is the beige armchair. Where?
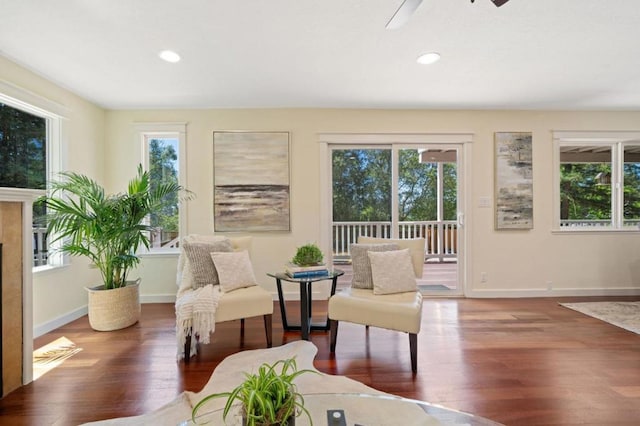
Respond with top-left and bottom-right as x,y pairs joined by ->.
175,235 -> 273,362
328,237 -> 424,372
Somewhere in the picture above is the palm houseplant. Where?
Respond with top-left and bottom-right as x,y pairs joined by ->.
42,164 -> 191,331
191,358 -> 315,426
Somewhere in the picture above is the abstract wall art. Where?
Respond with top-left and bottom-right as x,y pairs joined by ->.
494,132 -> 533,230
213,131 -> 290,232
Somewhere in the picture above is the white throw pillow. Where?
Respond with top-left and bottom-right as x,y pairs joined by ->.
210,250 -> 258,292
350,243 -> 400,289
358,236 -> 426,278
368,249 -> 418,295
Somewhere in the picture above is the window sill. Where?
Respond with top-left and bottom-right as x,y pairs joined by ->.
138,249 -> 180,258
33,263 -> 69,275
552,227 -> 640,234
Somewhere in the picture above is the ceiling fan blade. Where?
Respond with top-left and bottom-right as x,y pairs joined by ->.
386,0 -> 423,29
492,0 -> 510,6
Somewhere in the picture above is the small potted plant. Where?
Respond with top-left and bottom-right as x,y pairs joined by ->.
291,243 -> 324,266
191,358 -> 315,426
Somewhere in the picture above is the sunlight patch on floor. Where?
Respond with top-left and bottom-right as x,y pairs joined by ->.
33,336 -> 82,380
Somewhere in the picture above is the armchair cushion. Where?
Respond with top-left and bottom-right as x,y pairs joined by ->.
182,239 -> 233,288
210,250 -> 258,293
329,288 -> 422,334
368,248 -> 417,295
350,243 -> 400,289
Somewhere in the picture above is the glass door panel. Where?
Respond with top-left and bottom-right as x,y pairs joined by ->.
399,148 -> 459,293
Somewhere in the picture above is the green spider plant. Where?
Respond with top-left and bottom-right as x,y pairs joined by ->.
191,358 -> 316,426
41,164 -> 192,290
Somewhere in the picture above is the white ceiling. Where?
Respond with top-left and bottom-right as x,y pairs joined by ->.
1,0 -> 640,110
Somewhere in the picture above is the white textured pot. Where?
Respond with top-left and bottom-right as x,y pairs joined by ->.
86,279 -> 141,331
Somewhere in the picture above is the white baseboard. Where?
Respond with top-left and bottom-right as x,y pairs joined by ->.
34,306 -> 87,338
279,290 -> 328,301
465,287 -> 640,298
140,294 -> 177,303
33,296 -> 178,337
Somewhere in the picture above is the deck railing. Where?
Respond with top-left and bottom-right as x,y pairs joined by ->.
332,220 -> 458,263
33,226 -> 48,267
33,219 -> 640,267
32,227 -> 180,267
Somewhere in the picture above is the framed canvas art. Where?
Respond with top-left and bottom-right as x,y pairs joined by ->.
494,132 -> 533,230
213,131 -> 290,232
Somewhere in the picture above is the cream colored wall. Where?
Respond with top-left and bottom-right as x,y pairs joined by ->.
0,55 -> 106,332
4,50 -> 640,334
105,109 -> 640,300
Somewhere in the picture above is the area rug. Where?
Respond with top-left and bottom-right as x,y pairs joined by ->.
560,301 -> 640,334
33,336 -> 82,380
81,341 -> 447,426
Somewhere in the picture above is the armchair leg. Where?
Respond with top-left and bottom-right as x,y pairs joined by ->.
240,318 -> 245,338
264,314 -> 273,348
184,330 -> 192,364
329,319 -> 339,352
409,333 -> 418,373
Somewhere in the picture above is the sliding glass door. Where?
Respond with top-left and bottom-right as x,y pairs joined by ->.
330,144 -> 462,295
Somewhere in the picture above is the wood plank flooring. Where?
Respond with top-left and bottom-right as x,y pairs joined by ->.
1,296 -> 639,425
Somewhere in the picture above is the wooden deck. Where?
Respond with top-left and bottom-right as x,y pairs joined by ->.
335,260 -> 458,291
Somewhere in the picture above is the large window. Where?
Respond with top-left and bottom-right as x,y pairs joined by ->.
0,91 -> 63,268
554,131 -> 640,230
138,123 -> 187,252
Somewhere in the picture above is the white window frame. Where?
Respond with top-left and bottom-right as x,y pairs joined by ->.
552,130 -> 640,232
318,132 -> 473,298
135,122 -> 188,254
0,82 -> 68,270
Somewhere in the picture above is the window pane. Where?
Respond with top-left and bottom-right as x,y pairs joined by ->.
332,149 -> 391,223
0,102 -> 46,189
623,145 -> 640,226
559,146 -> 612,227
148,137 -> 180,248
443,163 -> 458,221
0,102 -> 51,266
399,149 -> 437,221
400,149 -> 458,222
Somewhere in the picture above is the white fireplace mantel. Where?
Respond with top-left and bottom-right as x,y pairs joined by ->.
0,187 -> 45,386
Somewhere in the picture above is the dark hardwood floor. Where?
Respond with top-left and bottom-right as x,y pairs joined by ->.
1,296 -> 639,425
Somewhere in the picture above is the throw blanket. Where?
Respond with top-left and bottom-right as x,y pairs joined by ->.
174,254 -> 221,360
175,284 -> 221,360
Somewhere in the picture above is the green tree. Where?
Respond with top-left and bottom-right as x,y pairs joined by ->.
0,103 -> 48,227
442,163 -> 458,220
332,149 -> 391,221
398,149 -> 437,221
560,163 -> 611,220
148,139 -> 179,232
0,103 -> 46,189
333,148 -> 457,223
623,163 -> 640,220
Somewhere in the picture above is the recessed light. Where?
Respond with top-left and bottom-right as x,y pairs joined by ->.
159,50 -> 181,63
416,52 -> 441,65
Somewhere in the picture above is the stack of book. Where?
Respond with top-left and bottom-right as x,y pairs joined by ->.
285,262 -> 329,278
